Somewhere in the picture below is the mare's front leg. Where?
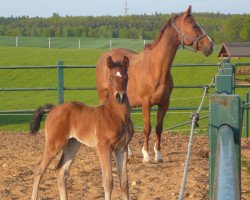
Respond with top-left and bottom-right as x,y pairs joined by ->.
141,100 -> 152,162
97,141 -> 113,200
114,148 -> 129,200
154,98 -> 170,163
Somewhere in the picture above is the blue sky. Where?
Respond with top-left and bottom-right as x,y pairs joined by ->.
1,0 -> 250,17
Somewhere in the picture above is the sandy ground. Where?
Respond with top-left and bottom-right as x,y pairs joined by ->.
0,131 -> 249,200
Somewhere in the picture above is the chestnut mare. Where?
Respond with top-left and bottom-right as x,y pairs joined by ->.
96,6 -> 213,163
30,56 -> 134,200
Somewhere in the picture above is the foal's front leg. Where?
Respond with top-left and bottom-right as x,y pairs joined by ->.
127,117 -> 134,157
97,142 -> 113,200
114,148 -> 129,200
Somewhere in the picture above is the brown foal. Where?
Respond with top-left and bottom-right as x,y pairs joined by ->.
30,56 -> 134,200
96,6 -> 213,163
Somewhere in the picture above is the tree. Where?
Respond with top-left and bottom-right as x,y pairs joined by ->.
119,28 -> 129,38
240,18 -> 250,41
222,16 -> 245,42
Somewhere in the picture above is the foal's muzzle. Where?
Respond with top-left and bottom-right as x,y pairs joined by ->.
115,92 -> 127,104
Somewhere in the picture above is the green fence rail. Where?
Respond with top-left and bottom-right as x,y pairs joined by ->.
0,62 -> 249,134
212,125 -> 240,200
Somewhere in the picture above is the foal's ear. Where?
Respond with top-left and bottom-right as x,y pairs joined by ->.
184,5 -> 192,17
123,56 -> 129,68
107,56 -> 115,69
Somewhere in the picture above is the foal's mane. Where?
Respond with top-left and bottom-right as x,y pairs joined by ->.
143,13 -> 181,51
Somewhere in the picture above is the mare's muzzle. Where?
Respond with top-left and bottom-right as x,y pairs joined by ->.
115,92 -> 127,104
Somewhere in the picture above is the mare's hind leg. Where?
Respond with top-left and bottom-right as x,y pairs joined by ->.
141,100 -> 152,162
97,142 -> 113,200
31,141 -> 64,200
154,99 -> 170,163
114,148 -> 129,200
57,138 -> 80,200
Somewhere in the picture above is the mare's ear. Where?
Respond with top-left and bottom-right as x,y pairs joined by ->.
107,56 -> 115,69
184,5 -> 192,17
123,56 -> 129,68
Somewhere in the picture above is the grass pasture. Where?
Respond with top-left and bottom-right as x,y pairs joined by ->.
0,37 -> 249,133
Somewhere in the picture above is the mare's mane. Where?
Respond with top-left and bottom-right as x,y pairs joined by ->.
143,13 -> 181,50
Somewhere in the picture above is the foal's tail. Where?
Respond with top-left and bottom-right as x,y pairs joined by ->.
29,104 -> 55,135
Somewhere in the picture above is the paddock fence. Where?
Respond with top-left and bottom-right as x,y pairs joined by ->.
0,62 -> 249,136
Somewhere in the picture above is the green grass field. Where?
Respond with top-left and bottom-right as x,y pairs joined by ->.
0,37 -> 249,133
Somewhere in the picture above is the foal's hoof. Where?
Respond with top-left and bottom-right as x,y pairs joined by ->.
154,158 -> 164,163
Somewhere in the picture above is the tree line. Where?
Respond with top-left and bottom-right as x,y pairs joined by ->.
0,12 -> 250,43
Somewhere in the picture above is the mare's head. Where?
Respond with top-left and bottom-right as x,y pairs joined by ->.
172,5 -> 213,56
107,56 -> 129,104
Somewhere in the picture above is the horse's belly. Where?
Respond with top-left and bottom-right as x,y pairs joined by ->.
70,131 -> 97,147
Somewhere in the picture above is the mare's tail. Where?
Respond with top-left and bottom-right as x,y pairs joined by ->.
29,104 -> 55,134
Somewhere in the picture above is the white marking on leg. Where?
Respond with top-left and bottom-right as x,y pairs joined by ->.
154,143 -> 163,162
127,145 -> 132,156
142,147 -> 150,162
116,71 -> 122,77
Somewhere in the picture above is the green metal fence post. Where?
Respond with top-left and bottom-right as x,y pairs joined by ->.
209,59 -> 241,198
215,58 -> 235,94
57,61 -> 64,104
209,94 -> 241,198
244,93 -> 249,138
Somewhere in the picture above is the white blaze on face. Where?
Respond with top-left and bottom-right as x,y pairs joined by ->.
116,71 -> 122,78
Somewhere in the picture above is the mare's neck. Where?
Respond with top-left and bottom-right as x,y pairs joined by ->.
150,24 -> 179,75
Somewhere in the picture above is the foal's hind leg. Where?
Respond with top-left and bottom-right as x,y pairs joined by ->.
114,148 -> 129,200
154,99 -> 170,163
31,142 -> 64,200
57,138 -> 80,200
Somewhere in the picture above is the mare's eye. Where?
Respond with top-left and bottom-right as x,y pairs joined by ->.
109,78 -> 113,83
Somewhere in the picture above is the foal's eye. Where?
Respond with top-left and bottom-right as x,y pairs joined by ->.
109,78 -> 113,83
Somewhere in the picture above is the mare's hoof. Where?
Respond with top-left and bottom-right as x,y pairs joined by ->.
153,145 -> 163,163
141,147 -> 150,163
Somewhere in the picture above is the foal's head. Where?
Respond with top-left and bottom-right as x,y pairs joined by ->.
172,6 -> 213,56
107,56 -> 129,104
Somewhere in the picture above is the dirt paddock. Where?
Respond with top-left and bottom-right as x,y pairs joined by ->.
0,131 -> 249,200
